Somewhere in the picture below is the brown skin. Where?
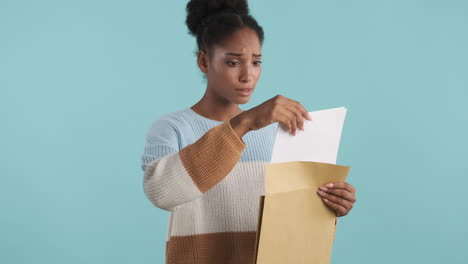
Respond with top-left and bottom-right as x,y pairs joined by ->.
191,27 -> 357,217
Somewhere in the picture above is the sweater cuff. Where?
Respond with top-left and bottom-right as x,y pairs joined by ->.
222,120 -> 247,150
179,121 -> 247,193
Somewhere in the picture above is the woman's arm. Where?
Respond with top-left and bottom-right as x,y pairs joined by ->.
141,117 -> 248,212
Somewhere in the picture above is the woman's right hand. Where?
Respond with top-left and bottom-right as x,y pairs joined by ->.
230,95 -> 312,137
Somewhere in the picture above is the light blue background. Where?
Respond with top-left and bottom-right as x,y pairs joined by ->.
1,0 -> 467,263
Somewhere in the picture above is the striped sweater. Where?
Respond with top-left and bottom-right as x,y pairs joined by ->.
141,107 -> 278,263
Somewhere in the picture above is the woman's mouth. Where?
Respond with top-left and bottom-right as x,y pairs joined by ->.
235,88 -> 253,96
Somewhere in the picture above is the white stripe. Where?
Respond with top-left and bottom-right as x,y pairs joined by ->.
144,152 -> 203,211
168,161 -> 267,237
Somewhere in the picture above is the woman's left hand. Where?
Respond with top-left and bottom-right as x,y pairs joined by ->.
316,182 -> 356,217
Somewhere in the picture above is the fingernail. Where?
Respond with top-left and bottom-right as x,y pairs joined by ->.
319,186 -> 328,191
326,183 -> 333,188
324,199 -> 328,202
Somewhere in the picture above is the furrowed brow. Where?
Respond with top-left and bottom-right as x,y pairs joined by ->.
225,52 -> 262,57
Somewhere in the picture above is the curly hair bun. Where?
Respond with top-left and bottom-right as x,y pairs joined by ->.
186,0 -> 250,36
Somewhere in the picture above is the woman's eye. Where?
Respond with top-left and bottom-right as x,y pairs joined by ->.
226,60 -> 262,66
227,61 -> 239,66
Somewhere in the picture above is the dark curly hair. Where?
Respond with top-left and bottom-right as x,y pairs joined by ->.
186,0 -> 264,55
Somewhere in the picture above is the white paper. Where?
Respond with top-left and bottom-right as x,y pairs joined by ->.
270,106 -> 347,164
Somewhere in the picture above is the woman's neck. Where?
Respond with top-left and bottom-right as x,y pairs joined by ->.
191,95 -> 244,122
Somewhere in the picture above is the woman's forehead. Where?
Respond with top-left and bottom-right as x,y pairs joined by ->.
223,49 -> 262,57
213,28 -> 261,55
213,44 -> 261,57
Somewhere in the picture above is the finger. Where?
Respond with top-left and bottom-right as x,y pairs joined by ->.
278,108 -> 297,135
322,198 -> 348,217
303,111 -> 312,121
324,182 -> 356,193
317,190 -> 353,211
283,101 -> 306,131
275,111 -> 293,134
293,107 -> 305,131
289,103 -> 305,131
290,114 -> 297,135
281,103 -> 303,132
293,102 -> 311,126
275,101 -> 303,135
319,188 -> 356,203
286,98 -> 312,121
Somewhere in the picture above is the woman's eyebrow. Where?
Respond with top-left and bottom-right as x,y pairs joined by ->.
225,52 -> 262,57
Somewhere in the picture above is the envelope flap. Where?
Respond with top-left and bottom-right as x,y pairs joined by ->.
265,161 -> 351,194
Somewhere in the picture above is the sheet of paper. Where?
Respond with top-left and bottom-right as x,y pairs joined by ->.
270,106 -> 347,164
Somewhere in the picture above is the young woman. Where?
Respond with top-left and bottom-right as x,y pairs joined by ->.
141,0 -> 357,262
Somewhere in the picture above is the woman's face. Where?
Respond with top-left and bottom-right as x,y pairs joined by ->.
199,27 -> 262,105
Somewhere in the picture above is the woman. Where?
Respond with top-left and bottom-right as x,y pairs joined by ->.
141,0 -> 357,263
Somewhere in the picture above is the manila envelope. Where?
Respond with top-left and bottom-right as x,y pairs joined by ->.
253,161 -> 351,264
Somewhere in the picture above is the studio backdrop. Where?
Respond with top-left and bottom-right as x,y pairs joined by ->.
1,0 -> 467,263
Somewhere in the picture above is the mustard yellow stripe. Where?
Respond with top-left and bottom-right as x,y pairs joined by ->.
179,121 -> 246,193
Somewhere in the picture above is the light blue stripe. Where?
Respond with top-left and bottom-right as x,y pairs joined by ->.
141,107 -> 278,171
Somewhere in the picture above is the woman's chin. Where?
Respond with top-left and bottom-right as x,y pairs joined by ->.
235,97 -> 251,104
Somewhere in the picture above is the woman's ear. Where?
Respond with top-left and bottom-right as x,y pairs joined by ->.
197,50 -> 209,74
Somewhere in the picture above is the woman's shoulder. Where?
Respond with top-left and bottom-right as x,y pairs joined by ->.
145,107 -> 228,150
146,108 -> 190,135
150,107 -> 193,126
147,107 -> 215,139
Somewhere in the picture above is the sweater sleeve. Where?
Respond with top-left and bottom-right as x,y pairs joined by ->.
141,118 -> 246,212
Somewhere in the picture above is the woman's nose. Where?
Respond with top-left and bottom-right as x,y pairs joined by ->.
239,64 -> 253,83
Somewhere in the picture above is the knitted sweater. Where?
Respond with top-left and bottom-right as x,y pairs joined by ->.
141,107 -> 278,264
